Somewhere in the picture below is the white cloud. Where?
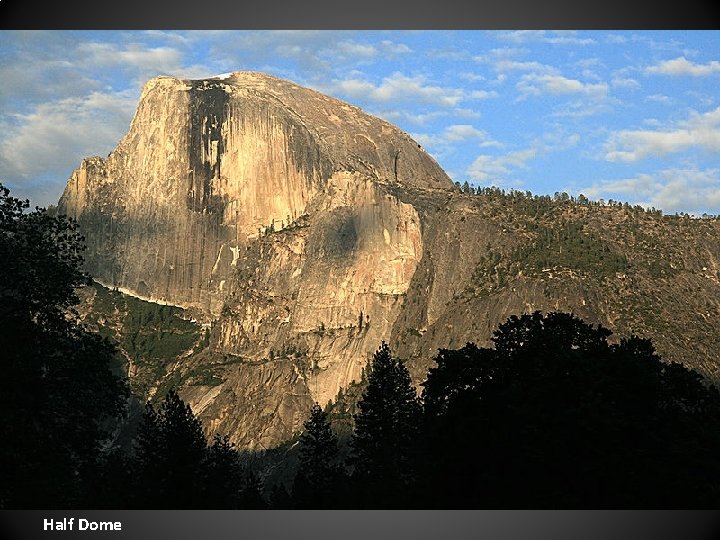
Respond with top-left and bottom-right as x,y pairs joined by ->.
470,89 -> 498,100
576,57 -> 604,69
375,110 -> 446,126
604,33 -> 686,53
335,41 -> 378,58
611,77 -> 640,89
645,57 -> 720,77
606,34 -> 629,44
444,125 -> 495,143
459,72 -> 486,83
428,48 -> 472,61
498,31 -> 596,46
472,47 -> 526,64
540,130 -> 581,152
77,42 -> 183,73
473,47 -> 558,77
517,74 -> 608,97
70,40 -> 222,86
580,174 -> 656,199
494,60 -> 558,74
604,106 -> 720,162
0,59 -> 102,107
141,30 -> 195,46
467,147 -> 537,182
454,108 -> 482,119
413,124 -> 501,148
651,168 -> 720,213
329,72 -> 465,107
646,94 -> 673,105
380,40 -> 412,54
578,167 -> 720,214
217,31 -> 393,74
0,90 -> 137,182
684,90 -> 716,108
465,126 -> 582,185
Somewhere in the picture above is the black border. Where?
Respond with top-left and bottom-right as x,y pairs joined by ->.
1,1 -> 720,539
0,0 -> 718,29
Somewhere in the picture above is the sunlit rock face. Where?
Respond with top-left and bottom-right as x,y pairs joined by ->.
60,72 -> 453,447
60,72 -> 449,312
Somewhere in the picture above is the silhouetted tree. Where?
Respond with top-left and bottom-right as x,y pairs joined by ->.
203,433 -> 267,508
238,468 -> 267,509
420,311 -> 720,508
293,403 -> 341,508
134,390 -> 206,508
351,343 -> 421,507
269,483 -> 293,509
201,434 -> 244,508
87,447 -> 134,509
0,184 -> 127,508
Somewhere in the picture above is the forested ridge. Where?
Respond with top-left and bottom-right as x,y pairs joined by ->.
2,182 -> 720,509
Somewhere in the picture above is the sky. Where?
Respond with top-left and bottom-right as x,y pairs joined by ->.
0,30 -> 719,215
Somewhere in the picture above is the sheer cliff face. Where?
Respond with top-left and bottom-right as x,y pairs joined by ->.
60,72 -> 453,448
60,73 -> 448,310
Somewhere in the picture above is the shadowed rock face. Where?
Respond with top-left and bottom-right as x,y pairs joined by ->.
62,72 -> 720,449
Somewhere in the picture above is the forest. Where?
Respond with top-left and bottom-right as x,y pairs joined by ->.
2,182 -> 720,509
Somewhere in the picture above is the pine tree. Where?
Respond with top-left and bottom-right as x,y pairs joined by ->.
293,403 -> 340,508
201,433 -> 267,508
134,390 -> 207,508
238,468 -> 267,509
351,343 -> 421,506
202,434 -> 243,508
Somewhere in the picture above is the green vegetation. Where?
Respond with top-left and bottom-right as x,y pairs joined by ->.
458,183 -> 717,311
469,220 -> 627,299
511,220 -> 628,277
86,283 -> 202,395
185,364 -> 225,387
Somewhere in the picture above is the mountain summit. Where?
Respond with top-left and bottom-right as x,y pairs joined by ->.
60,71 -> 452,312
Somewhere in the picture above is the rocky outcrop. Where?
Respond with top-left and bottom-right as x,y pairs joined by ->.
62,72 -> 720,449
60,72 -> 453,447
60,73 -> 448,314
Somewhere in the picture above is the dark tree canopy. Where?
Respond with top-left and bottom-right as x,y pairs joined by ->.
420,311 -> 720,508
203,434 -> 258,509
351,343 -> 421,507
0,184 -> 127,509
203,434 -> 242,508
132,390 -> 268,509
134,390 -> 207,508
0,184 -> 89,325
293,402 -> 342,508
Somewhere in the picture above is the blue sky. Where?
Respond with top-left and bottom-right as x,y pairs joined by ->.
0,30 -> 719,214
